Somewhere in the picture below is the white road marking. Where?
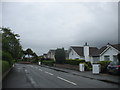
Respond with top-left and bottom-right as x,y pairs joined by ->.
39,69 -> 42,71
25,69 -> 28,72
57,76 -> 77,86
45,71 -> 54,76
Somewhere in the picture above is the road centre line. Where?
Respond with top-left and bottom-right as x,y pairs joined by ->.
44,71 -> 54,76
57,76 -> 77,86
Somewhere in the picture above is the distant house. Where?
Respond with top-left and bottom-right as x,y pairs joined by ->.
24,55 -> 33,58
91,44 -> 120,63
47,49 -> 56,60
43,53 -> 48,59
68,43 -> 98,62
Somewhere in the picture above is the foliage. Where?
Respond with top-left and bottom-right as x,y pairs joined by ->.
55,48 -> 66,64
2,51 -> 13,66
42,60 -> 55,66
22,48 -> 39,63
2,60 -> 10,73
97,61 -> 112,73
32,52 -> 38,61
85,61 -> 92,69
26,48 -> 33,56
1,27 -> 23,60
65,59 -> 85,65
80,62 -> 92,71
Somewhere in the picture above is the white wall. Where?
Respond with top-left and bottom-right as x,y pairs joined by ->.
100,47 -> 119,61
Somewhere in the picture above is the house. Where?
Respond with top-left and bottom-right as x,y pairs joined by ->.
43,53 -> 48,59
91,43 -> 120,63
47,49 -> 56,60
68,43 -> 98,62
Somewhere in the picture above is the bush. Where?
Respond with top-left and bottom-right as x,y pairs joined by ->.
97,61 -> 112,73
2,60 -> 10,73
42,60 -> 55,66
65,59 -> 85,65
2,51 -> 13,66
80,62 -> 92,71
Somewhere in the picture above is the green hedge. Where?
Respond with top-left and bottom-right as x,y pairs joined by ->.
97,61 -> 112,73
2,60 -> 10,73
65,59 -> 85,65
42,60 -> 55,66
2,51 -> 13,66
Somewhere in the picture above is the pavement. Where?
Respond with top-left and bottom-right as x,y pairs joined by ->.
40,64 -> 120,85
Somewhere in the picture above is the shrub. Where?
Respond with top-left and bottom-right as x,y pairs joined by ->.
42,60 -> 55,66
65,59 -> 85,65
80,62 -> 92,71
97,61 -> 112,73
2,60 -> 10,73
2,51 -> 13,66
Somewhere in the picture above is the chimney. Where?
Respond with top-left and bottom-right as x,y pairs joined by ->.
84,42 -> 89,61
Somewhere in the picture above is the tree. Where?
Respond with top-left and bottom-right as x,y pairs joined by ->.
1,27 -> 23,60
55,48 -> 66,64
32,52 -> 38,63
26,48 -> 33,62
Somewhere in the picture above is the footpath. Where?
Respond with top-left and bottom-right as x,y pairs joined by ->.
41,64 -> 120,85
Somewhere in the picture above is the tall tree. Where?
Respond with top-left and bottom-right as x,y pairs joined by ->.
32,52 -> 38,63
55,48 -> 65,64
1,27 -> 23,60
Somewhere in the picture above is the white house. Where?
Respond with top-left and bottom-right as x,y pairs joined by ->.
91,44 -> 120,63
47,49 -> 56,60
68,43 -> 98,62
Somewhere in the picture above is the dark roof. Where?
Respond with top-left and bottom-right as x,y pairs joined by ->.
71,46 -> 84,56
111,44 -> 120,51
91,46 -> 107,56
89,47 -> 99,56
71,46 -> 98,56
48,50 -> 56,54
92,44 -> 120,56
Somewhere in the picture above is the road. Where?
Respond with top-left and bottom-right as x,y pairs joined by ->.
2,63 -> 119,88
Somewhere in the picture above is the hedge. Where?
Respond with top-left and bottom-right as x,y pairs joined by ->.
42,60 -> 55,66
2,60 -> 10,73
2,51 -> 13,66
97,61 -> 112,73
65,59 -> 85,65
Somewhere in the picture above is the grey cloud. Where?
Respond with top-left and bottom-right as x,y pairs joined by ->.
2,2 -> 118,55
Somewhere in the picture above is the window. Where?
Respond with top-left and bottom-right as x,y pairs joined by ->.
104,55 -> 110,61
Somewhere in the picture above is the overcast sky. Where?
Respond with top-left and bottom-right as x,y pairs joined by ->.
2,2 -> 118,55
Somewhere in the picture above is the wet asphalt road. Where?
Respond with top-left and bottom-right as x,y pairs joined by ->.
2,63 -> 119,88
